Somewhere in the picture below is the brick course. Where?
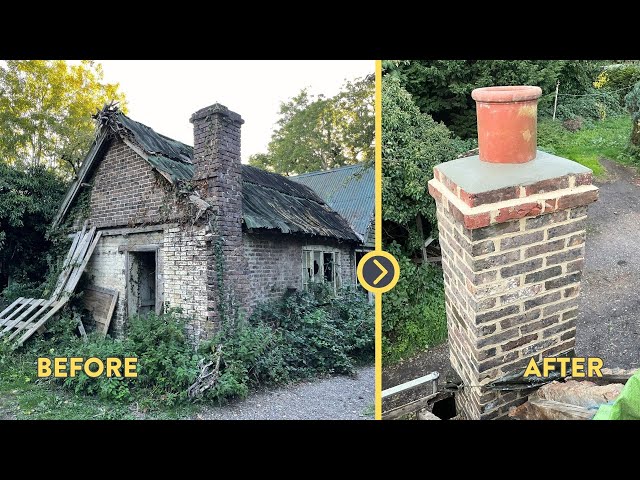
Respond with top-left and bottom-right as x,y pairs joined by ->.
86,137 -> 181,229
435,185 -> 594,419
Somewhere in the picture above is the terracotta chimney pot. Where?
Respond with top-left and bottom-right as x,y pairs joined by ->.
472,85 -> 542,164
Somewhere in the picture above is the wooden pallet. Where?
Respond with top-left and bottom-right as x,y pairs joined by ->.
0,226 -> 102,346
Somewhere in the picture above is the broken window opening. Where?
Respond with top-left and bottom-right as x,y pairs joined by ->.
128,250 -> 157,317
303,248 -> 341,293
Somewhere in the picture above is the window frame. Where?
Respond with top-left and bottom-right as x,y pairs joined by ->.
302,246 -> 342,294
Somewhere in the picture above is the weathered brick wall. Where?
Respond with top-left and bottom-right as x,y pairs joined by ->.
437,203 -> 588,419
191,104 -> 250,322
85,227 -> 211,342
163,226 -> 210,343
84,137 -> 180,229
244,232 -> 356,307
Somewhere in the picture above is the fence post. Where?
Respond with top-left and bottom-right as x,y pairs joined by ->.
553,81 -> 560,120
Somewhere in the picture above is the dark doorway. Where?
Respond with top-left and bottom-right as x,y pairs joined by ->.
128,251 -> 157,316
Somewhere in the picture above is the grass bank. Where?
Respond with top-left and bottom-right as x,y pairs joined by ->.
538,116 -> 636,176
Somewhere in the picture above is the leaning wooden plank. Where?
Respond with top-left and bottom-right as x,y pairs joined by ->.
82,287 -> 119,338
5,299 -> 55,340
52,227 -> 96,299
50,232 -> 80,295
16,300 -> 67,346
74,313 -> 88,343
64,231 -> 102,295
66,228 -> 97,282
51,231 -> 92,300
0,297 -> 25,323
0,299 -> 35,329
1,299 -> 44,335
102,290 -> 118,337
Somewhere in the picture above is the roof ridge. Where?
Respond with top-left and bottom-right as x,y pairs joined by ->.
291,162 -> 368,178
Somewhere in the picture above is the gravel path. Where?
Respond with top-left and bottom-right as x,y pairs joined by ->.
195,365 -> 375,420
578,158 -> 640,369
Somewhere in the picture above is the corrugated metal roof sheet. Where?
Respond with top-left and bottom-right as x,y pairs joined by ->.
290,164 -> 375,244
100,112 -> 359,242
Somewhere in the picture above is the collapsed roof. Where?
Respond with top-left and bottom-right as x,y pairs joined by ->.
54,109 -> 361,243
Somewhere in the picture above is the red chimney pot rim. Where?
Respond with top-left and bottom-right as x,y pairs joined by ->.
472,85 -> 542,103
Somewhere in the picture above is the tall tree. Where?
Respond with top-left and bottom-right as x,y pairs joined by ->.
0,163 -> 67,291
382,76 -> 458,255
0,60 -> 126,176
249,76 -> 374,175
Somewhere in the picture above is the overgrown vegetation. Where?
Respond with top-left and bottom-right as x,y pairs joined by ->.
199,284 -> 373,403
381,76 -> 461,363
0,164 -> 68,299
382,244 -> 446,364
383,60 -> 604,138
0,285 -> 373,418
625,81 -> 640,147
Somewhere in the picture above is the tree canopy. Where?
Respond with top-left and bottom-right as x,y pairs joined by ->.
382,76 -> 461,253
383,60 -> 602,138
249,76 -> 374,175
0,60 -> 127,176
0,163 -> 67,291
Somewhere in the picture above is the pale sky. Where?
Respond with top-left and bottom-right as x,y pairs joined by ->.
97,61 -> 374,162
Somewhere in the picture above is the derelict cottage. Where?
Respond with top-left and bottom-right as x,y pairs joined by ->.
52,103 -> 374,343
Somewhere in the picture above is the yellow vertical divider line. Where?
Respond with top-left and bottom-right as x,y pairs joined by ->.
374,59 -> 382,420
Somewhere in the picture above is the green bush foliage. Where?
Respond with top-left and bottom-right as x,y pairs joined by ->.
23,309 -> 200,405
383,60 -> 602,138
382,244 -> 447,364
625,81 -> 640,148
202,285 -> 374,402
125,310 -> 201,400
382,75 -> 459,249
0,164 -> 68,302
595,63 -> 640,104
13,287 -> 374,405
551,88 -> 624,122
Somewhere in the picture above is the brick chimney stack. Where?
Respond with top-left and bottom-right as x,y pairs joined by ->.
428,86 -> 599,419
190,103 -> 248,321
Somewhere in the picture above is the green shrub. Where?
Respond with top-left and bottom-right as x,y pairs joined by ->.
58,335 -> 137,402
201,315 -> 285,403
45,309 -> 201,404
200,286 -> 374,403
126,309 -> 201,399
382,75 -> 458,248
382,243 -> 447,364
625,81 -> 640,148
595,63 -> 640,104
547,88 -> 624,122
5,290 -> 372,406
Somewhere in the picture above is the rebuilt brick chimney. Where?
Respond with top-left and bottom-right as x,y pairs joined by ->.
190,103 -> 249,319
428,86 -> 599,419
